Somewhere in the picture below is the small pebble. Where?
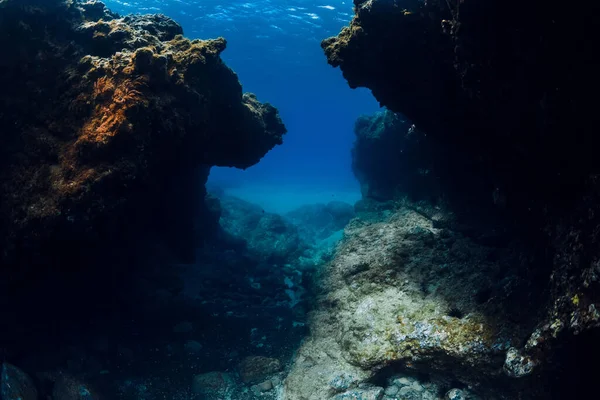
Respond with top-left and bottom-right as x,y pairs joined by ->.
395,377 -> 412,386
257,380 -> 273,392
399,386 -> 414,396
384,385 -> 399,396
411,382 -> 424,392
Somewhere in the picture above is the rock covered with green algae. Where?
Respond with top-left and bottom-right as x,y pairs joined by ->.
284,204 -> 540,399
0,0 -> 286,274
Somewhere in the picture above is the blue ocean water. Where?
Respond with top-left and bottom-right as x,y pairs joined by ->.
104,0 -> 380,211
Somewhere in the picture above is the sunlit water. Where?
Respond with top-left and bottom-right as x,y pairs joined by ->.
104,0 -> 379,210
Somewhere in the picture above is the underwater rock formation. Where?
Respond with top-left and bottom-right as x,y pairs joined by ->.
238,355 -> 282,384
218,196 -> 305,263
285,201 -> 355,243
351,110 -> 437,201
1,363 -> 38,400
323,0 -> 600,386
0,1 -> 286,397
0,195 -> 311,399
0,0 -> 285,290
284,203 -> 545,399
191,371 -> 235,398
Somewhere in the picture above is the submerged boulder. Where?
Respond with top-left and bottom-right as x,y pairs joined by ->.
333,386 -> 383,400
238,355 -> 282,384
284,203 -> 544,399
219,196 -> 304,263
191,371 -> 235,397
285,201 -> 355,243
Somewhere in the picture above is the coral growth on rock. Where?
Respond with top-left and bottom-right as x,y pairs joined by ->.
322,0 -> 600,390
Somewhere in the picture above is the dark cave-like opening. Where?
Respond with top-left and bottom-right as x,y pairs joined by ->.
540,328 -> 600,399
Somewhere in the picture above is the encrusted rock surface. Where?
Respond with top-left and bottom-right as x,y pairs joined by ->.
283,203 -> 543,399
323,0 -> 600,386
351,110 -> 436,201
0,1 -> 287,398
0,0 -> 285,276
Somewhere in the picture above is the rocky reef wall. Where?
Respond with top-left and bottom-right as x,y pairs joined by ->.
0,0 -> 285,382
281,1 -> 600,398
351,110 -> 438,202
321,0 -> 600,379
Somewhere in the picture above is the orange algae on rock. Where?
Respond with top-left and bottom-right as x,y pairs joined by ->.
0,0 -> 286,275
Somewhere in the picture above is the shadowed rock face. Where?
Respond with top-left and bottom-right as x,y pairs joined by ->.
322,0 -> 600,386
283,203 -> 546,400
323,0 -> 599,204
0,0 -> 286,376
351,110 -> 438,202
0,0 -> 285,277
323,0 -> 600,223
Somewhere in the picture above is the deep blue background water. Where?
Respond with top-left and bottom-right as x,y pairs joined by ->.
104,0 -> 380,192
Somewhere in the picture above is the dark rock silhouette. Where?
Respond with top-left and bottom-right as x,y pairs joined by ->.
351,110 -> 437,201
0,0 -> 285,275
0,1 -> 286,397
322,0 -> 600,396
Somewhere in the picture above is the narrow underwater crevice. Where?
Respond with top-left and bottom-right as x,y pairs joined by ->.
539,328 -> 600,399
